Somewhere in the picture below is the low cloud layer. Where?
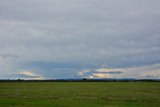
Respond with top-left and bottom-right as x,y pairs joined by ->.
79,63 -> 160,79
0,0 -> 160,79
18,71 -> 44,80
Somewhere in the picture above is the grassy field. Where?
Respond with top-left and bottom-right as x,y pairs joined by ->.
0,82 -> 159,107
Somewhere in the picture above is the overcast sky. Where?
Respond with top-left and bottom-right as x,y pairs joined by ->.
0,0 -> 160,79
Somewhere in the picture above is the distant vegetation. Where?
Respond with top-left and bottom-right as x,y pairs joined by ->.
0,78 -> 160,82
0,81 -> 159,107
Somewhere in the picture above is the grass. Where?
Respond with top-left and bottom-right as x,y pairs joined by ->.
0,82 -> 159,107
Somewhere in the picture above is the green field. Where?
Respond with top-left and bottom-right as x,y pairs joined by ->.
0,82 -> 159,107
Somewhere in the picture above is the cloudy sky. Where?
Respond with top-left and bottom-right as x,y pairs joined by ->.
0,0 -> 160,79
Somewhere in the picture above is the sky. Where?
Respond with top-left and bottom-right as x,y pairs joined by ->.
0,0 -> 160,79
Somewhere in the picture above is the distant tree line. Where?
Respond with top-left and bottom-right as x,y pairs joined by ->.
0,78 -> 159,82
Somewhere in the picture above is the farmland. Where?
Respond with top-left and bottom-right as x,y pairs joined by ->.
0,82 -> 159,107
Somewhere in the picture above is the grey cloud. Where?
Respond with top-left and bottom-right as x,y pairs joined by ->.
0,0 -> 160,79
79,69 -> 123,78
105,71 -> 122,74
0,54 -> 19,59
142,74 -> 160,79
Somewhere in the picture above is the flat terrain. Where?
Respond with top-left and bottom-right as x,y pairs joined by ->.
0,82 -> 159,107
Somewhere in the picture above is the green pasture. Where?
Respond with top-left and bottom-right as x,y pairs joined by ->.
0,82 -> 159,107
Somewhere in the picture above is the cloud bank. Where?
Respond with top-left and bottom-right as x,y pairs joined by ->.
0,0 -> 160,79
78,63 -> 160,79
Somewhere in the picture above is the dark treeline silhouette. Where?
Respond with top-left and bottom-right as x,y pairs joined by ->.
0,78 -> 159,82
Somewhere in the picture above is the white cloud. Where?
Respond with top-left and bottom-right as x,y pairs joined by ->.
18,71 -> 44,80
78,69 -> 92,76
88,73 -> 111,79
96,68 -> 122,73
19,71 -> 39,77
